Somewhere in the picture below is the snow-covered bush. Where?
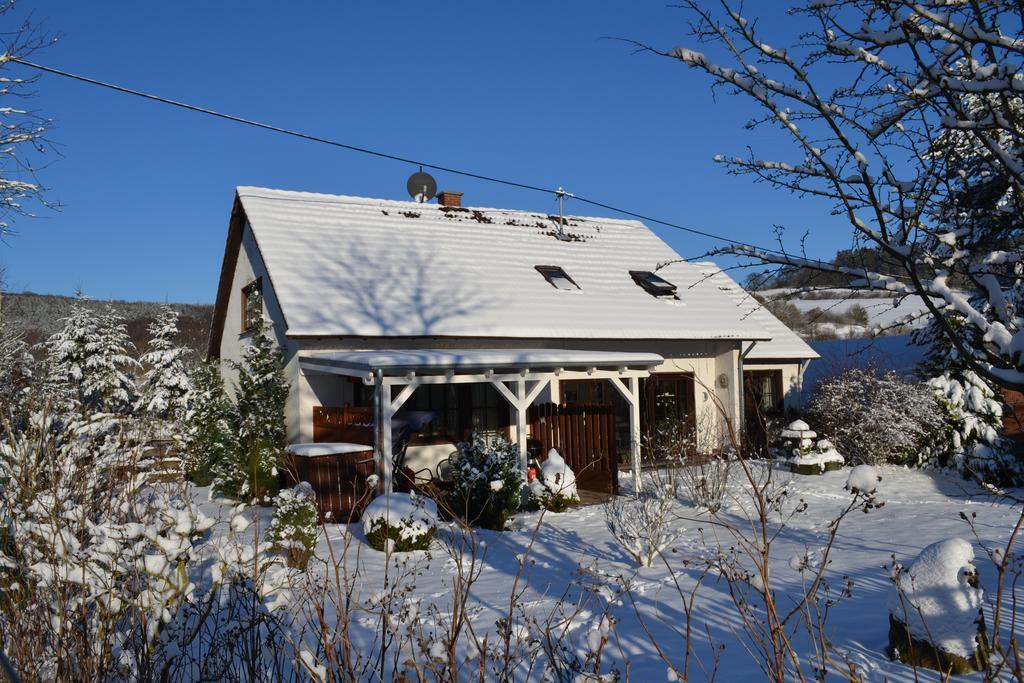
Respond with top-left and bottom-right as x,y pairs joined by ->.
148,504 -> 298,680
604,484 -> 681,567
888,538 -> 989,674
446,434 -> 523,530
137,305 -> 192,422
267,482 -> 319,568
363,491 -> 437,552
0,410 -> 214,680
806,369 -> 945,465
182,361 -> 241,490
925,371 -> 1023,486
528,449 -> 580,512
233,318 -> 288,501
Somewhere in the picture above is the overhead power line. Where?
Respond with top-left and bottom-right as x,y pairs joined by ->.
10,56 -> 797,259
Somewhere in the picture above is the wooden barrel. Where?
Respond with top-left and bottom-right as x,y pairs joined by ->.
284,443 -> 376,522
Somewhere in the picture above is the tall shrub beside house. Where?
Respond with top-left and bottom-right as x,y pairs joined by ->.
182,362 -> 241,490
234,319 -> 288,501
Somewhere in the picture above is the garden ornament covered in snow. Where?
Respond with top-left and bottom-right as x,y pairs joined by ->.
780,420 -> 844,475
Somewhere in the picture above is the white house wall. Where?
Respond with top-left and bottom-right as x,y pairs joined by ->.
218,221 -> 301,437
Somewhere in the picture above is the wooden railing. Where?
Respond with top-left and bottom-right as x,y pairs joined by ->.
313,405 -> 373,444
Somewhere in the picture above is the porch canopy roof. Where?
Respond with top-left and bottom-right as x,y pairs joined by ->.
299,348 -> 664,379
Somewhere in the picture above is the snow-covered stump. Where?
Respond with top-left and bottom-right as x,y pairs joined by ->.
780,420 -> 844,475
888,538 -> 989,675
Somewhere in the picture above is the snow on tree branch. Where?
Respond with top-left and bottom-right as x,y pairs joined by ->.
653,0 -> 1024,390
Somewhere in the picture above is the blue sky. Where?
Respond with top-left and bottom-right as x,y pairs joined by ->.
1,1 -> 851,303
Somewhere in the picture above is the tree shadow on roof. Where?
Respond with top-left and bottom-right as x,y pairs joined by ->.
291,239 -> 495,337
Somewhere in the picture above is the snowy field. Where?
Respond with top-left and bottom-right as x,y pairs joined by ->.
197,464 -> 1023,681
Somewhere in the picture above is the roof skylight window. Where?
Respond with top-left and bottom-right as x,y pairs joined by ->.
630,270 -> 677,298
535,265 -> 580,291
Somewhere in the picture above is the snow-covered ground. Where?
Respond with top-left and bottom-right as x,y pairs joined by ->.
198,464 -> 1022,681
758,288 -> 956,338
790,296 -> 930,331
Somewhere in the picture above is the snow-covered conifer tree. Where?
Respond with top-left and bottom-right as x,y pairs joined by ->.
0,311 -> 35,426
83,305 -> 139,414
914,315 -> 1022,485
40,294 -> 101,414
138,305 -> 192,421
234,316 -> 288,500
182,361 -> 242,490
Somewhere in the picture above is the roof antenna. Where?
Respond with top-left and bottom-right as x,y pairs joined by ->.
555,186 -> 574,237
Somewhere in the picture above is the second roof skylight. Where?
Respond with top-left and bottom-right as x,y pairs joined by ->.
535,265 -> 580,290
630,270 -> 677,298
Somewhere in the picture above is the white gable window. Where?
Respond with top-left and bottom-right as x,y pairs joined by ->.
630,270 -> 677,298
535,265 -> 579,290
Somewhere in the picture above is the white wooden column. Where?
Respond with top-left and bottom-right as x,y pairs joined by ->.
610,375 -> 643,493
377,377 -> 420,492
490,376 -> 551,479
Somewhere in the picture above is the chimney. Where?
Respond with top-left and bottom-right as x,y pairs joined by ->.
437,191 -> 463,208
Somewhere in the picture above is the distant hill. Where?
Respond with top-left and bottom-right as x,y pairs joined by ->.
1,291 -> 213,361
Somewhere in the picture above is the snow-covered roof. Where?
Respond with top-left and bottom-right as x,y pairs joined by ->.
300,348 -> 664,376
233,186 -> 775,342
693,263 -> 819,360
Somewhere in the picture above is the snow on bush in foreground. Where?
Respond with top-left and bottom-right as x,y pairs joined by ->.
363,491 -> 438,552
267,482 -> 319,568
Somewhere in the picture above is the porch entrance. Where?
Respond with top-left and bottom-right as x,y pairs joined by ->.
299,349 -> 661,494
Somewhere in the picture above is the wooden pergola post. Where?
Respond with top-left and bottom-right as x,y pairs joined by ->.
375,375 -> 421,492
609,375 -> 643,493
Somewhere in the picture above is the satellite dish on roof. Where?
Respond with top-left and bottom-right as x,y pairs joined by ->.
407,170 -> 437,203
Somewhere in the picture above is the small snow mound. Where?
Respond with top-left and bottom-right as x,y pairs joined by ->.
541,448 -> 579,500
888,538 -> 984,658
846,464 -> 880,493
788,419 -> 810,431
362,492 -> 437,542
816,438 -> 834,450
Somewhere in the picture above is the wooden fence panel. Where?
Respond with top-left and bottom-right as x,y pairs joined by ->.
528,403 -> 618,495
285,448 -> 375,522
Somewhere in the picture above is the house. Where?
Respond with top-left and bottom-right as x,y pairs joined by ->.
208,186 -> 817,498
